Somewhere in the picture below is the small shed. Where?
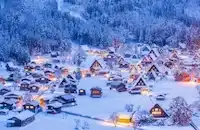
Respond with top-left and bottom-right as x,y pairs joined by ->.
90,87 -> 102,98
46,102 -> 62,114
117,112 -> 132,124
7,110 -> 35,127
78,89 -> 86,96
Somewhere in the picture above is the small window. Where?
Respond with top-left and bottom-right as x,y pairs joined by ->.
26,106 -> 29,109
30,106 -> 34,109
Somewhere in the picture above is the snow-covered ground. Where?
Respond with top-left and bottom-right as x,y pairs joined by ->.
61,77 -> 199,120
0,113 -> 193,130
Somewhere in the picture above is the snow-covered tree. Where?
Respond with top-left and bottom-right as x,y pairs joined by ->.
81,121 -> 90,130
169,96 -> 192,126
125,104 -> 134,112
74,119 -> 81,130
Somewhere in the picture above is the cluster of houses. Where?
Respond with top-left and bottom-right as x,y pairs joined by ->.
0,42 -> 198,127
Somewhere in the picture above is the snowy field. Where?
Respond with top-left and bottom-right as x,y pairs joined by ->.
61,77 -> 199,120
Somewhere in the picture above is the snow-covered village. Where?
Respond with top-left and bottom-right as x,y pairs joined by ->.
0,42 -> 200,130
1,0 -> 200,130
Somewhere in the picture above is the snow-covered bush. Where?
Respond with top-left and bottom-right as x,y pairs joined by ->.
125,104 -> 134,112
169,96 -> 192,126
81,121 -> 90,130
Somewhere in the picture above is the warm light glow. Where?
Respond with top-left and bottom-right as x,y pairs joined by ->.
33,56 -> 49,64
141,88 -> 149,96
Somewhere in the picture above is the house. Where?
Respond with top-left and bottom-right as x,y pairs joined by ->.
23,101 -> 40,113
0,88 -> 11,95
31,71 -> 43,78
24,65 -> 35,72
4,93 -> 22,100
46,102 -> 62,114
78,89 -> 86,96
148,52 -> 157,62
142,45 -> 151,52
21,77 -> 33,83
90,87 -> 102,98
132,76 -> 147,88
110,82 -> 127,92
147,64 -> 160,75
20,81 -> 30,91
35,77 -> 50,84
67,74 -> 75,80
141,56 -> 151,65
140,45 -> 151,56
116,112 -> 132,124
59,78 -> 68,88
129,65 -> 138,74
124,51 -> 132,58
175,72 -> 191,82
0,99 -> 16,110
149,104 -> 168,118
7,110 -> 35,127
119,62 -> 129,69
53,94 -> 76,106
148,48 -> 160,58
147,71 -> 157,81
51,52 -> 59,58
29,83 -> 40,93
43,63 -> 52,68
132,54 -> 138,59
90,60 -> 103,73
164,61 -> 174,68
64,86 -> 77,94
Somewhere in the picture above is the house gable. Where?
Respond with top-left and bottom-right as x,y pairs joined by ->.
150,104 -> 168,118
90,60 -> 102,69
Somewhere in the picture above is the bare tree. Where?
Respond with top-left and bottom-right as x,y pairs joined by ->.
74,119 -> 81,130
82,121 -> 90,130
109,112 -> 118,127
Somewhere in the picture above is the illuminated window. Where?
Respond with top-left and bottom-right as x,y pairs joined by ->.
30,106 -> 34,109
32,87 -> 36,90
80,90 -> 84,93
152,108 -> 162,115
26,106 -> 29,109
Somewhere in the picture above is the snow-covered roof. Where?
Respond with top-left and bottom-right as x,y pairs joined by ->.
11,110 -> 34,120
131,75 -> 148,88
117,112 -> 132,119
148,53 -> 157,61
24,101 -> 39,106
59,94 -> 76,100
47,101 -> 62,108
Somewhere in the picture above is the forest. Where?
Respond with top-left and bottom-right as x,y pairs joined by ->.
0,0 -> 200,64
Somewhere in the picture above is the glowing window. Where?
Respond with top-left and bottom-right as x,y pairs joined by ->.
26,106 -> 29,109
30,106 -> 34,109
